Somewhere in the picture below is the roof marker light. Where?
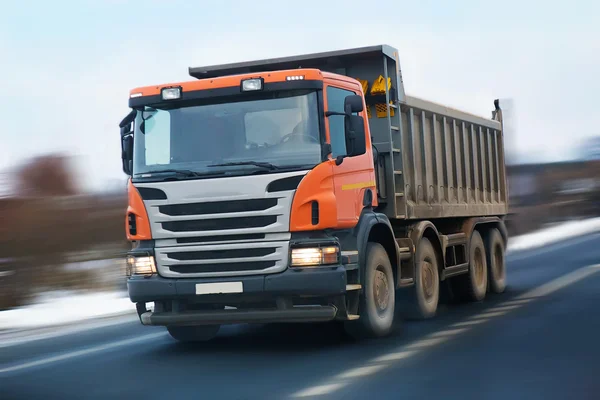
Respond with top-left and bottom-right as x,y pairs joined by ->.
286,75 -> 305,81
130,93 -> 143,98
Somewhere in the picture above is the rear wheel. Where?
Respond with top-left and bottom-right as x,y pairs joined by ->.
486,228 -> 506,294
401,237 -> 439,319
344,242 -> 395,339
167,325 -> 220,342
451,230 -> 488,302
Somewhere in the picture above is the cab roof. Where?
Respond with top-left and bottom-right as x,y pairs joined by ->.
128,68 -> 326,98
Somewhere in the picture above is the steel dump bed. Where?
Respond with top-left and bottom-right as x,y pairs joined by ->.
189,45 -> 508,220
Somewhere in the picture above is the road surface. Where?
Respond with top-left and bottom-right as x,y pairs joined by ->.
2,233 -> 600,400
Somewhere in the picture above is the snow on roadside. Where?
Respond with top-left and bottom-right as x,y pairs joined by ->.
1,217 -> 600,331
0,291 -> 136,330
507,217 -> 600,253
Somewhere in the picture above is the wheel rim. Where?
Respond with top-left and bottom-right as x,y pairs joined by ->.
421,260 -> 435,302
473,247 -> 484,287
494,243 -> 505,280
374,266 -> 390,315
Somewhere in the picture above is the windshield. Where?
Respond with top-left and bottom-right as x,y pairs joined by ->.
132,91 -> 321,177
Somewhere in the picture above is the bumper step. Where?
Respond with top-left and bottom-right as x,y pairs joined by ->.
141,306 -> 338,326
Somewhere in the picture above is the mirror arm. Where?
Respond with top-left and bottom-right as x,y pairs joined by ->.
119,110 -> 136,129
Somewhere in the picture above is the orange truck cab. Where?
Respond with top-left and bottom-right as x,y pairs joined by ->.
119,45 -> 509,342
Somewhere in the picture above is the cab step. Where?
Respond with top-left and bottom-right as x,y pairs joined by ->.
346,284 -> 362,291
347,314 -> 360,320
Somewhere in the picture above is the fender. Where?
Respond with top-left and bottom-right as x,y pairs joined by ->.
496,218 -> 509,246
460,216 -> 505,245
408,221 -> 440,249
408,220 -> 443,277
351,210 -> 399,286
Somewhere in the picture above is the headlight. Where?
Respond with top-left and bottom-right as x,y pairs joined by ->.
161,87 -> 181,100
241,78 -> 263,92
290,246 -> 339,267
126,255 -> 157,276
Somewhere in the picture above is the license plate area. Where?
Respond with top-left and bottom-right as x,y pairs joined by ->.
195,282 -> 243,295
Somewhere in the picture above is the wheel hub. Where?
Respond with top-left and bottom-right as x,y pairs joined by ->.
374,268 -> 389,312
422,261 -> 435,300
474,247 -> 484,287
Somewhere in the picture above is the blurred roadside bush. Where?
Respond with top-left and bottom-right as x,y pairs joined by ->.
0,155 -> 128,310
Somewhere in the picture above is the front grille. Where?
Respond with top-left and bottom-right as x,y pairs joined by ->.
149,191 -> 293,276
168,261 -> 276,274
166,247 -> 276,260
162,215 -> 278,232
159,198 -> 277,216
155,240 -> 289,278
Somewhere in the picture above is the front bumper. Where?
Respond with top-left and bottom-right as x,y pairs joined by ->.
128,265 -> 347,303
128,265 -> 348,326
141,306 -> 338,326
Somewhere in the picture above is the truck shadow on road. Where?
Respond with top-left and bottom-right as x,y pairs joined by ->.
146,290 -> 519,359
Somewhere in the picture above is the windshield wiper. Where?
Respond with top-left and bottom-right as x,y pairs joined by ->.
137,169 -> 205,177
207,161 -> 280,170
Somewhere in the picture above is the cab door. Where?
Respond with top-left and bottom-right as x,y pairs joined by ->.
323,81 -> 376,228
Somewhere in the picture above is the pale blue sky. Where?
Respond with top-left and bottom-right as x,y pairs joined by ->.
1,0 -> 599,190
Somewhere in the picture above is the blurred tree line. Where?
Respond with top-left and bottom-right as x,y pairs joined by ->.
0,155 -> 128,310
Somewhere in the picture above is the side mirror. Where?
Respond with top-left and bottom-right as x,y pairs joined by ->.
121,135 -> 134,175
344,95 -> 364,114
344,115 -> 366,157
119,110 -> 136,175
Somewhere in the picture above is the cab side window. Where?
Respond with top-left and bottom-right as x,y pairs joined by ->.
326,86 -> 356,158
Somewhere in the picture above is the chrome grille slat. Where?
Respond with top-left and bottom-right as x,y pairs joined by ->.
154,232 -> 291,248
159,198 -> 278,216
166,247 -> 276,260
161,215 -> 278,232
175,233 -> 266,245
167,261 -> 276,274
152,208 -> 281,223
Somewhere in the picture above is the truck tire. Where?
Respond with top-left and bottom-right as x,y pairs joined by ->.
486,228 -> 506,294
401,237 -> 439,320
167,325 -> 220,342
452,230 -> 488,302
345,242 -> 395,339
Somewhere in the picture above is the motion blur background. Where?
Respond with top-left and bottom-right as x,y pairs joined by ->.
1,0 -> 599,311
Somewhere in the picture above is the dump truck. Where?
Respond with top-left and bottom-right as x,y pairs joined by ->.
119,44 -> 508,342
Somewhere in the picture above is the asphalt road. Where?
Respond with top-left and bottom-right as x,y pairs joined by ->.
2,233 -> 600,400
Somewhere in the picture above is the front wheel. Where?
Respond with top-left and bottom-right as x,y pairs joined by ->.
344,242 -> 395,339
167,325 -> 220,342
